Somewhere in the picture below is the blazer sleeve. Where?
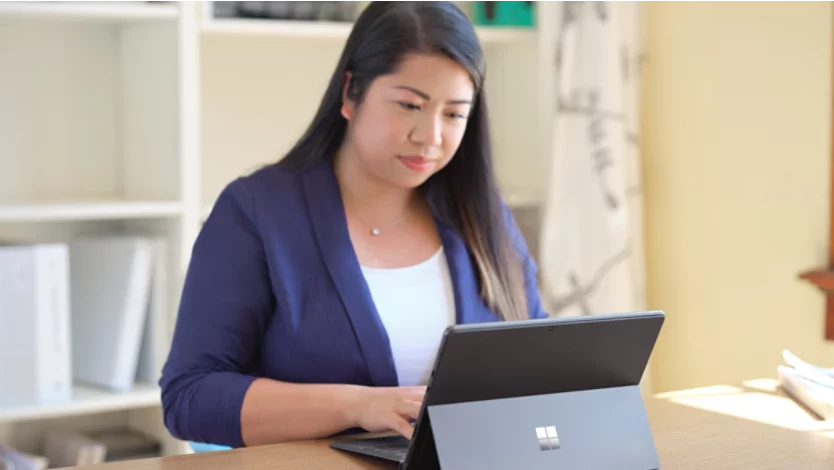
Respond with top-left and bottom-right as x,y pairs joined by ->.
502,202 -> 549,320
160,178 -> 273,448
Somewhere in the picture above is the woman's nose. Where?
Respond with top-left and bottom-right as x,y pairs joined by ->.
410,114 -> 443,148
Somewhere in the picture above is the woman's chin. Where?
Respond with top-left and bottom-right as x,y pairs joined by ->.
391,172 -> 436,190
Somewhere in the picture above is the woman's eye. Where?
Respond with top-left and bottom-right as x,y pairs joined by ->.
398,101 -> 421,111
447,112 -> 467,120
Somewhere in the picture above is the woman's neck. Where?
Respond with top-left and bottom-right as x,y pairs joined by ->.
334,145 -> 419,227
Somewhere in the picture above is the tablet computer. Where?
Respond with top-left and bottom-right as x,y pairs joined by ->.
332,310 -> 665,470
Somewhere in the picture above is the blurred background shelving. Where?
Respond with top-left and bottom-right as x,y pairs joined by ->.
0,0 -> 552,462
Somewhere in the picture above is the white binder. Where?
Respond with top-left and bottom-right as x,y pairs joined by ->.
69,236 -> 153,392
135,237 -> 169,385
0,244 -> 72,407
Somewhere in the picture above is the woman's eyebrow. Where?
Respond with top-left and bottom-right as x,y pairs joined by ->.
394,85 -> 472,105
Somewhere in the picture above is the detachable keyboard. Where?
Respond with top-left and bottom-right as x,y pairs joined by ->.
331,435 -> 411,462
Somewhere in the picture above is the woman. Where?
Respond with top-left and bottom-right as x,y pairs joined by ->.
160,1 -> 547,449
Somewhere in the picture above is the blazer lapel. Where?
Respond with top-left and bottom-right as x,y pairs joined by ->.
301,161 -> 399,387
436,220 -> 501,325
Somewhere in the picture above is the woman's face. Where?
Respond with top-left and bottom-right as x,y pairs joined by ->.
341,53 -> 475,189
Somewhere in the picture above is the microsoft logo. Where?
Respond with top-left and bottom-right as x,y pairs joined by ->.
535,426 -> 560,451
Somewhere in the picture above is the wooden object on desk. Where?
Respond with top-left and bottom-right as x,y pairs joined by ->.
798,268 -> 834,341
59,383 -> 833,470
797,6 -> 834,342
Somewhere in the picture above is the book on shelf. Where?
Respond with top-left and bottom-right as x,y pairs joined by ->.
43,429 -> 107,468
0,243 -> 72,408
0,428 -> 161,469
778,349 -> 834,420
135,237 -> 170,385
0,235 -> 170,411
86,427 -> 162,462
69,235 -> 165,393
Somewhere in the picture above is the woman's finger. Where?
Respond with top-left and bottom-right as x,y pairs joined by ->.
406,386 -> 427,402
392,415 -> 415,440
397,399 -> 422,421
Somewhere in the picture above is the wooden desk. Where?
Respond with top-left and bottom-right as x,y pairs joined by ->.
65,383 -> 834,469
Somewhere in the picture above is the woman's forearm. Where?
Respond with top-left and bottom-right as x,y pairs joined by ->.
240,378 -> 364,446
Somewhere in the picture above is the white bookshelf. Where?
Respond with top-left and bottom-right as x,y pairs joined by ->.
0,383 -> 161,423
0,1 -> 178,22
0,0 -> 198,459
0,0 -> 554,463
0,201 -> 183,223
201,16 -> 536,45
201,17 -> 354,39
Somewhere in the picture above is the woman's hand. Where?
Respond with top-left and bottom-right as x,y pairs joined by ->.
349,386 -> 427,439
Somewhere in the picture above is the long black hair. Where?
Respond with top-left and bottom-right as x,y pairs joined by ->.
279,1 -> 528,321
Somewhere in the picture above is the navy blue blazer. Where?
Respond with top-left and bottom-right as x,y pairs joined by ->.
159,159 -> 547,448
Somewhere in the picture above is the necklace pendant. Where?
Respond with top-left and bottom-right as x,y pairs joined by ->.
371,228 -> 380,236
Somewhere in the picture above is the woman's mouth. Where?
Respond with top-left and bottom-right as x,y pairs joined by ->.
398,155 -> 436,172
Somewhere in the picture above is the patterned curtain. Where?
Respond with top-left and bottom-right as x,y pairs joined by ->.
540,2 -> 647,323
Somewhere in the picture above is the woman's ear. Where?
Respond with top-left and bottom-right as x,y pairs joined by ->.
340,71 -> 355,121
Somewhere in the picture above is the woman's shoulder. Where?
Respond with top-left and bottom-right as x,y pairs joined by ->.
214,161 -> 315,215
231,161 -> 306,201
202,161 -> 327,243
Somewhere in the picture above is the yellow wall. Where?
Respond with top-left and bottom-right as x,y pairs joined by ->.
642,2 -> 834,393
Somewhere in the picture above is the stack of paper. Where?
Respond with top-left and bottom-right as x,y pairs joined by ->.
778,350 -> 834,420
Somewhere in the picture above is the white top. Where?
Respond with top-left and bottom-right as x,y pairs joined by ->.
361,247 -> 456,386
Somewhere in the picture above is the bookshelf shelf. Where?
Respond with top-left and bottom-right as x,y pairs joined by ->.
200,18 -> 536,44
505,192 -> 543,209
0,0 -> 198,459
0,201 -> 184,223
0,383 -> 160,423
475,26 -> 538,45
0,1 -> 178,22
201,18 -> 352,39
